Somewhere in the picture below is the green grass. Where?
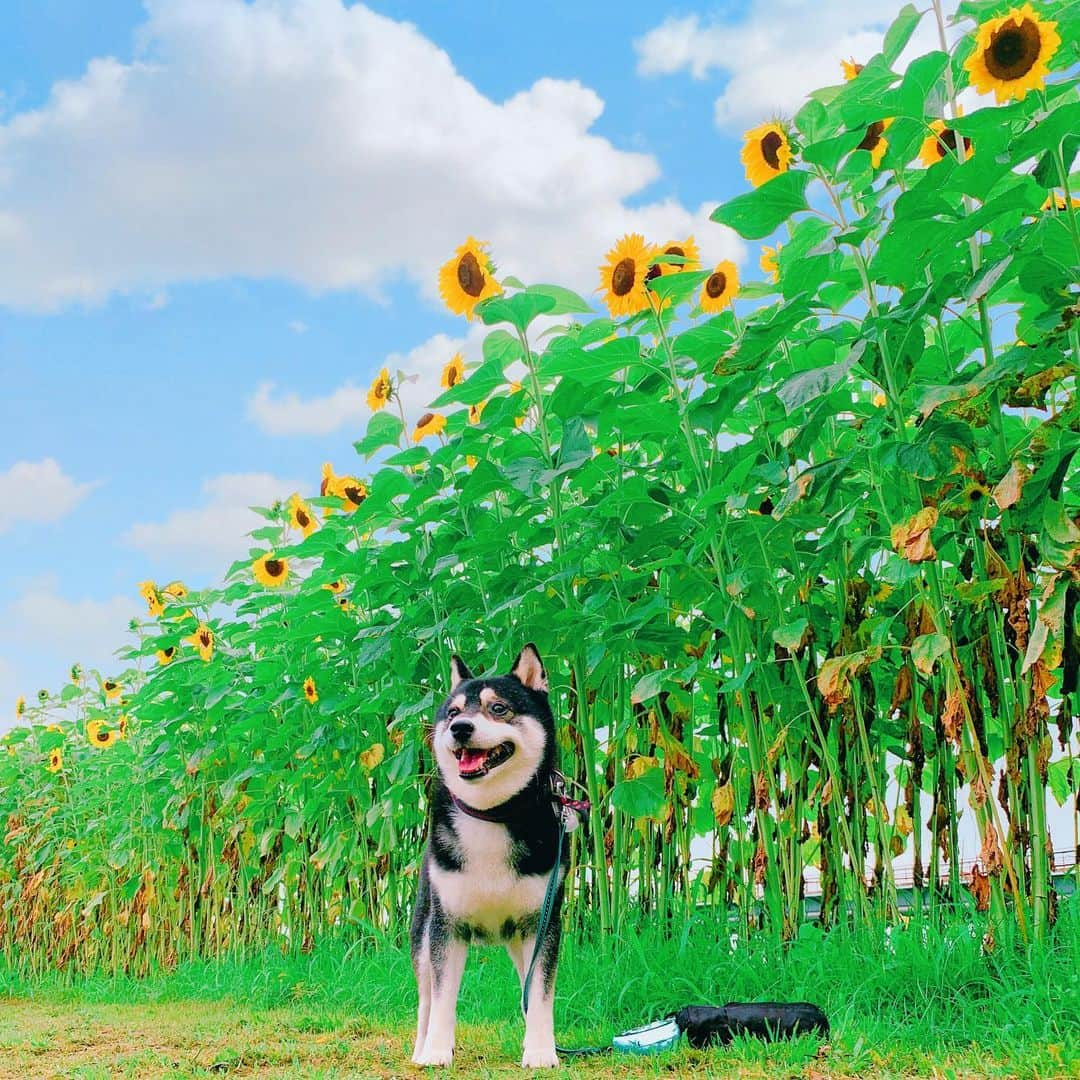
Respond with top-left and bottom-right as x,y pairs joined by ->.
2,903 -> 1078,1077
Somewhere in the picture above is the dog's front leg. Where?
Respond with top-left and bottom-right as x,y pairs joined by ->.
518,931 -> 559,1069
415,934 -> 467,1066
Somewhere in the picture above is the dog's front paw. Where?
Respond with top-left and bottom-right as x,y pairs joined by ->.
521,1046 -> 559,1069
412,1044 -> 453,1067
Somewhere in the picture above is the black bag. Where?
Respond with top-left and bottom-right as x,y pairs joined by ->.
674,1002 -> 829,1048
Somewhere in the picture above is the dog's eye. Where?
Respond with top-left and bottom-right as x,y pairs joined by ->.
446,706 -> 460,719
490,702 -> 509,716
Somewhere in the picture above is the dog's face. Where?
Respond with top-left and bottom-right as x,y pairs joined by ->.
432,644 -> 555,810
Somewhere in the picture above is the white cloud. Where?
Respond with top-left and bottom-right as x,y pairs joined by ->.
124,472 -> 300,574
288,320 -> 308,334
0,0 -> 741,311
0,579 -> 139,711
0,458 -> 95,533
248,326 -> 498,436
634,1 -> 948,134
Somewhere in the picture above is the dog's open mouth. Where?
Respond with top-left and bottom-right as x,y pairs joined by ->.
453,741 -> 515,779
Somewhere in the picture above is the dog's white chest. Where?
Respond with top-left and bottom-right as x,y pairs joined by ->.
429,815 -> 549,936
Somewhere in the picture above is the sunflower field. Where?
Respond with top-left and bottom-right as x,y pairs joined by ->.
2,0 -> 1079,976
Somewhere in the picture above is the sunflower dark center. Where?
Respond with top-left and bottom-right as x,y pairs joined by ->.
296,508 -> 310,527
985,18 -> 1040,80
417,412 -> 434,429
265,559 -> 284,577
164,648 -> 174,658
936,127 -> 972,158
456,253 -> 486,298
611,257 -> 636,296
199,631 -> 211,646
95,730 -> 110,743
343,485 -> 365,505
857,121 -> 885,152
705,272 -> 728,299
665,245 -> 686,260
760,131 -> 783,170
447,366 -> 459,387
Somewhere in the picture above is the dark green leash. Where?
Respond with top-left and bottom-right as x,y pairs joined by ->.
520,787 -> 612,1057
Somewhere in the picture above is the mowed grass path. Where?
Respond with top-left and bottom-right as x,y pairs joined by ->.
2,907 -> 1078,1078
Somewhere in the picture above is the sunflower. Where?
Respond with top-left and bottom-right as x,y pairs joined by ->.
466,454 -> 478,470
468,400 -> 486,425
438,237 -> 502,320
187,623 -> 214,662
598,234 -> 656,318
37,689 -> 49,703
163,580 -> 188,600
138,580 -> 164,617
118,714 -> 130,739
1042,192 -> 1080,211
965,4 -> 1059,103
15,695 -> 25,717
47,749 -> 63,773
441,353 -> 465,390
288,493 -> 318,539
919,120 -> 973,166
741,122 -> 792,187
335,595 -> 353,613
303,676 -> 318,705
367,367 -> 392,411
699,261 -> 739,313
86,719 -> 118,749
655,237 -> 702,276
253,553 -> 290,588
339,478 -> 368,510
760,245 -> 781,283
322,580 -> 345,594
856,118 -> 894,168
103,680 -> 122,701
841,58 -> 863,81
156,646 -> 176,665
413,412 -> 447,442
359,743 -> 385,770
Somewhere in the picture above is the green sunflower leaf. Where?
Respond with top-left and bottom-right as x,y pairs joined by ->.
477,291 -> 557,333
709,170 -> 812,240
526,284 -> 595,316
882,4 -> 923,65
353,412 -> 403,458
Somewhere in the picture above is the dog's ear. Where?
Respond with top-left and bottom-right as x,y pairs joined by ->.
510,643 -> 548,692
450,655 -> 474,690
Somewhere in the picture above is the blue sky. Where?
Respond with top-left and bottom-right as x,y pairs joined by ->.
0,0 -> 919,712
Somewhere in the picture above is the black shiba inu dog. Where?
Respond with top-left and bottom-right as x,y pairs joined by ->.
410,644 -> 570,1069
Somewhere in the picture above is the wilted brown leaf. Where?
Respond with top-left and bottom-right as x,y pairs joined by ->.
711,783 -> 735,826
942,690 -> 965,746
891,507 -> 939,563
968,864 -> 990,912
992,461 -> 1027,510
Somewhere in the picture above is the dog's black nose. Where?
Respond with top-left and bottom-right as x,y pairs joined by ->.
450,719 -> 475,743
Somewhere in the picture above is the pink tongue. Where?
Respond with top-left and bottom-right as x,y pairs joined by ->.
459,748 -> 488,772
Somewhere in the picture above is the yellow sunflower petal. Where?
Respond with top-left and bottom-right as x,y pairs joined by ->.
598,233 -> 657,318
438,238 -> 502,320
699,261 -> 740,313
413,412 -> 447,442
288,493 -> 319,538
441,353 -> 465,390
367,367 -> 392,411
965,4 -> 1060,104
740,122 -> 792,188
253,554 -> 290,588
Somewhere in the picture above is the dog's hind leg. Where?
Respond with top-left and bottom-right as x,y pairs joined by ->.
409,864 -> 434,1064
414,912 -> 466,1067
410,929 -> 433,1063
518,925 -> 560,1069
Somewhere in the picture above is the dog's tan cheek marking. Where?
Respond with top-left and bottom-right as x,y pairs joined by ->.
479,688 -> 496,706
451,694 -> 466,711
